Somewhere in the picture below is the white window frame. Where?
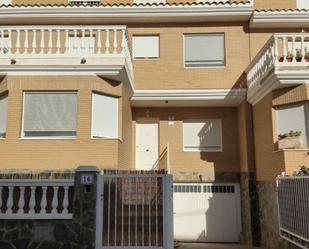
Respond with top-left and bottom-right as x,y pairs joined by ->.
21,91 -> 78,140
276,101 -> 309,148
183,33 -> 226,69
0,93 -> 8,139
91,92 -> 119,140
132,35 -> 160,60
182,119 -> 223,152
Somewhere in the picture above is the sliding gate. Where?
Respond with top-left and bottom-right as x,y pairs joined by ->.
96,173 -> 173,249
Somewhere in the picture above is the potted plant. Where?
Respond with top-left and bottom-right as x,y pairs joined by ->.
305,50 -> 309,62
295,49 -> 303,62
286,52 -> 293,62
278,130 -> 304,150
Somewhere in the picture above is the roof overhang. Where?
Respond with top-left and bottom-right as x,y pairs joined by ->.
250,10 -> 309,28
0,3 -> 253,24
131,89 -> 247,107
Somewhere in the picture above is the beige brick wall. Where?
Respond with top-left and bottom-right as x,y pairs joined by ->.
0,75 -> 132,170
133,107 -> 240,176
273,85 -> 309,106
128,23 -> 250,89
254,0 -> 296,10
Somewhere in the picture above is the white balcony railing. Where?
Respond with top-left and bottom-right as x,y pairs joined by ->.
0,179 -> 74,219
0,25 -> 133,79
246,33 -> 309,90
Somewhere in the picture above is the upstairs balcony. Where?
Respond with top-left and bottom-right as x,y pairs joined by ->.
246,33 -> 309,105
0,25 -> 133,83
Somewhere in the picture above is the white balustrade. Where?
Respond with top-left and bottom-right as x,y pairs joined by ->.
246,33 -> 309,90
0,25 -> 130,57
0,179 -> 74,219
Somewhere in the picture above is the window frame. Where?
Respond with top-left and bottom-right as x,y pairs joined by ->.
21,91 -> 78,140
183,33 -> 226,69
91,91 -> 119,140
132,34 -> 160,60
0,93 -> 8,139
275,101 -> 309,148
182,119 -> 223,152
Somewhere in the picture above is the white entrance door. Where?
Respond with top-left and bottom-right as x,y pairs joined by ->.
174,183 -> 242,243
136,121 -> 159,170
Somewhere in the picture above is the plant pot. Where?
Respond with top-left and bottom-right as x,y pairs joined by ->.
296,57 -> 302,62
278,136 -> 304,150
286,57 -> 293,62
278,56 -> 284,62
305,58 -> 309,62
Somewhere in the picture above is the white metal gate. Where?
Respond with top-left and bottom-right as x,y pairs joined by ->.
173,183 -> 242,243
96,173 -> 173,249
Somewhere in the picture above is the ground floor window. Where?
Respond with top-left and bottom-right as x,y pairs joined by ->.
183,119 -> 222,152
276,101 -> 309,147
91,92 -> 118,139
22,92 -> 77,138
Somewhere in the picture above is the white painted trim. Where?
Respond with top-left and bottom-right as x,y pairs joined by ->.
132,89 -> 246,101
250,10 -> 309,28
0,4 -> 253,23
0,213 -> 73,219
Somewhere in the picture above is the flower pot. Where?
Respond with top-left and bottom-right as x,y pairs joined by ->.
305,58 -> 309,62
278,56 -> 284,62
286,57 -> 293,62
278,136 -> 304,150
296,57 -> 302,62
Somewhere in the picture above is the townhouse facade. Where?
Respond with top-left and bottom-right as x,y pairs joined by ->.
0,0 -> 308,248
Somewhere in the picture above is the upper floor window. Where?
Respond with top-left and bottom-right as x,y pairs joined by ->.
297,0 -> 309,9
92,92 -> 118,139
22,92 -> 77,138
183,119 -> 222,152
0,94 -> 8,138
132,35 -> 160,59
276,102 -> 309,148
184,33 -> 225,68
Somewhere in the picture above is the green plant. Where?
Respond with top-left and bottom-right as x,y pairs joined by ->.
278,130 -> 302,140
295,49 -> 302,59
293,166 -> 309,176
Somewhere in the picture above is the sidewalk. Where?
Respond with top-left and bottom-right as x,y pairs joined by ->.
176,242 -> 263,249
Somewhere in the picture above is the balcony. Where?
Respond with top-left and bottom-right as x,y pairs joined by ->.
0,25 -> 133,83
246,33 -> 309,105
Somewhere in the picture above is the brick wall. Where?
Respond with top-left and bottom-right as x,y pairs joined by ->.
0,75 -> 127,170
133,107 -> 240,178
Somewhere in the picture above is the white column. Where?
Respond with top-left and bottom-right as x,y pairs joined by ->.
40,186 -> 48,214
105,29 -> 110,54
301,36 -> 305,62
24,30 -> 29,54
121,29 -> 126,53
113,28 -> 117,54
48,29 -> 52,54
8,29 -> 12,54
29,186 -> 36,214
40,29 -> 45,54
97,29 -> 101,54
65,29 -> 69,53
62,186 -> 69,214
89,29 -> 93,53
32,30 -> 37,54
0,30 -> 3,53
51,186 -> 59,214
17,186 -> 25,214
283,36 -> 287,62
56,29 -> 61,54
16,29 -> 20,54
6,186 -> 14,214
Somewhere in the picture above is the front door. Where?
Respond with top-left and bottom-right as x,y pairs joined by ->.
136,121 -> 158,170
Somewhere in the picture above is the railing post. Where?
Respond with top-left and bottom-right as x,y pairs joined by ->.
40,186 -> 48,214
51,186 -> 59,214
29,186 -> 36,214
17,186 -> 25,214
6,186 -> 13,214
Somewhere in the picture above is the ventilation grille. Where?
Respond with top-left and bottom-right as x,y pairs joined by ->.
69,0 -> 100,6
174,184 -> 235,194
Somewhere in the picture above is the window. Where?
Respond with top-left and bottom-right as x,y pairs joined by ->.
276,102 -> 309,147
184,34 -> 225,67
297,0 -> 309,9
22,92 -> 77,138
0,94 -> 8,138
132,35 -> 159,59
183,119 -> 222,152
92,92 -> 118,139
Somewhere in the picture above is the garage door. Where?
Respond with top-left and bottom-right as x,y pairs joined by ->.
173,183 -> 242,242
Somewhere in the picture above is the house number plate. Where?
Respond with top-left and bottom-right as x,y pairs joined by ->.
81,174 -> 93,185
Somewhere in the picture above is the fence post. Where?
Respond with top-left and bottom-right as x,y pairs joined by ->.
163,174 -> 174,249
74,166 -> 100,249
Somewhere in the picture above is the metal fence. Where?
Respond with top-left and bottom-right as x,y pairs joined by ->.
277,176 -> 309,248
96,173 -> 173,249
